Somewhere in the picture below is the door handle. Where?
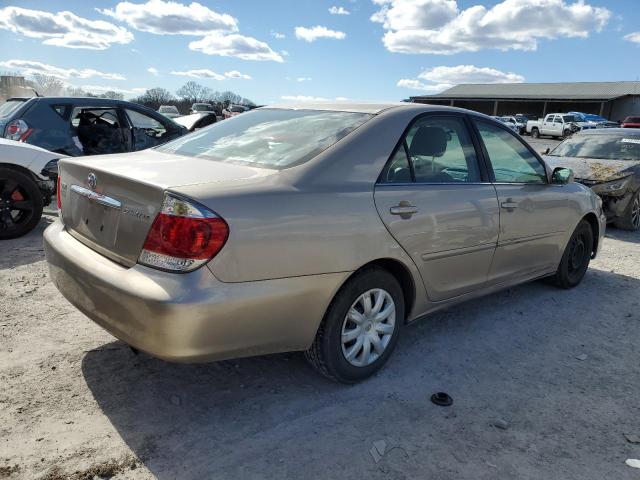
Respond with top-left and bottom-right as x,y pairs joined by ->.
500,199 -> 518,210
390,202 -> 418,218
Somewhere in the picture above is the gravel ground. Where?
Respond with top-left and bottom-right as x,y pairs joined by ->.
2,135 -> 640,479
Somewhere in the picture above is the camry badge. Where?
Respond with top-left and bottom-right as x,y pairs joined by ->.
87,173 -> 97,191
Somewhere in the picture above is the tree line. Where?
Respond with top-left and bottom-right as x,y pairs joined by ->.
1,73 -> 254,114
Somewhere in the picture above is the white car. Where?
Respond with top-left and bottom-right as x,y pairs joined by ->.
493,116 -> 520,134
0,138 -> 64,239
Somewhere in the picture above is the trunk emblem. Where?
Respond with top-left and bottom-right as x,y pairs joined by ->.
87,173 -> 97,190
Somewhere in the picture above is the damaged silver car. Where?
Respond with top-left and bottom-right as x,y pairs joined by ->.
544,128 -> 640,230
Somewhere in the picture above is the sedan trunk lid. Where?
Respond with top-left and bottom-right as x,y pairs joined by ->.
58,149 -> 273,266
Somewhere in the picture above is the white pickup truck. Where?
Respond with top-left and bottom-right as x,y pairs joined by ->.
526,113 -> 580,139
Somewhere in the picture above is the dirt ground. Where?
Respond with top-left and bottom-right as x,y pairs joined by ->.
2,136 -> 640,479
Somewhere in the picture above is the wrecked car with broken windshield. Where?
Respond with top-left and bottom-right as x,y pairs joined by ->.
2,96 -> 187,157
544,128 -> 640,230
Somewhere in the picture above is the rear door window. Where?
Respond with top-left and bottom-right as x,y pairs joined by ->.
124,108 -> 172,151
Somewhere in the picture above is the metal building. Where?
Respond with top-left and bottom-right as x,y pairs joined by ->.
409,81 -> 640,121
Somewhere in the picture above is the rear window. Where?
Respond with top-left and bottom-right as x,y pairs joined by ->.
157,108 -> 373,169
0,99 -> 25,118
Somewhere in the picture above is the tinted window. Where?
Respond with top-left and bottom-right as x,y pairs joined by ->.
406,116 -> 480,183
380,145 -> 412,183
475,120 -> 546,184
157,109 -> 372,169
563,115 -> 577,123
549,134 -> 640,161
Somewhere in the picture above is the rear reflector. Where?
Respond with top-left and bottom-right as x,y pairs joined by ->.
56,176 -> 61,211
138,193 -> 228,272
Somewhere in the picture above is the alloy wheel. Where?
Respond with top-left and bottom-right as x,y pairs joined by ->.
0,178 -> 35,234
341,288 -> 396,367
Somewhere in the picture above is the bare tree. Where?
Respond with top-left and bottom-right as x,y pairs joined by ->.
176,81 -> 212,103
130,87 -> 175,110
98,90 -> 125,100
31,74 -> 65,96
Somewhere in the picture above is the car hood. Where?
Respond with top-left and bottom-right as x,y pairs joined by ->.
543,155 -> 640,182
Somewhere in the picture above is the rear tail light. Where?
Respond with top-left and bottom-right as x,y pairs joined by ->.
138,193 -> 229,272
4,119 -> 33,142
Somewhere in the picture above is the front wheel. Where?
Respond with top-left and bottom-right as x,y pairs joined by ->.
551,219 -> 593,289
305,267 -> 404,383
531,128 -> 540,138
613,191 -> 640,231
0,168 -> 44,240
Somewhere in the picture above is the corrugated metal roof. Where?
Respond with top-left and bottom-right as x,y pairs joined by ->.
411,81 -> 640,100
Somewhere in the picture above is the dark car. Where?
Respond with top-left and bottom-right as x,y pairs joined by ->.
1,97 -> 187,157
544,128 -> 640,230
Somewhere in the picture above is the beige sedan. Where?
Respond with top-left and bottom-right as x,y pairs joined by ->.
44,102 -> 606,383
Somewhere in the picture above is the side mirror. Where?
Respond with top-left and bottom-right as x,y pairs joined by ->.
541,147 -> 550,155
552,167 -> 574,185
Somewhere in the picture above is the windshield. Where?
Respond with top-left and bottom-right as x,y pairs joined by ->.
626,117 -> 640,123
0,99 -> 25,118
193,104 -> 211,111
549,134 -> 640,161
157,108 -> 373,169
160,106 -> 178,113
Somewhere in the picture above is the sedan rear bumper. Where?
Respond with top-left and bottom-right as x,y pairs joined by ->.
44,220 -> 348,362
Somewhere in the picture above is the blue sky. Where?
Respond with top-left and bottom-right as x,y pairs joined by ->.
0,0 -> 639,104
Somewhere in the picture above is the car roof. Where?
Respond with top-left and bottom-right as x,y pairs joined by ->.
28,96 -> 140,106
579,128 -> 640,136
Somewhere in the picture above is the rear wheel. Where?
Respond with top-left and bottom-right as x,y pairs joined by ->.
613,191 -> 640,231
531,128 -> 540,138
305,267 -> 404,383
0,168 -> 44,240
551,219 -> 593,289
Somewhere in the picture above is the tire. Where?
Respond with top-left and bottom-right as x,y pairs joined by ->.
551,219 -> 593,289
562,129 -> 572,139
0,167 -> 44,240
305,267 -> 404,383
613,190 -> 640,231
531,128 -> 540,139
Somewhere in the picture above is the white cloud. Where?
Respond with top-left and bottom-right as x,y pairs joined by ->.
297,77 -> 312,82
271,30 -> 286,39
397,65 -> 525,93
189,33 -> 284,62
170,68 -> 251,80
0,6 -> 133,50
224,70 -> 251,80
147,66 -> 159,75
329,6 -> 350,15
0,59 -> 126,81
295,26 -> 346,42
170,69 -> 225,80
624,32 -> 640,44
371,0 -> 611,54
99,0 -> 237,35
397,79 -> 451,93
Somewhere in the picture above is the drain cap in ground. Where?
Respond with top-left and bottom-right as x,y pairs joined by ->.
431,392 -> 453,406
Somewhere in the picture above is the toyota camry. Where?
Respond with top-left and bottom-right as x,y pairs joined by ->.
44,102 -> 606,383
